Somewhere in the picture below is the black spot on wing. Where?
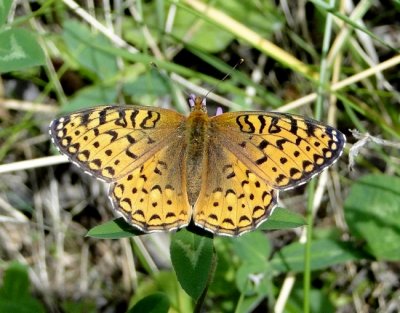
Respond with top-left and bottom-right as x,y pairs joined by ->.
258,115 -> 266,133
115,110 -> 127,127
258,139 -> 269,150
130,110 -> 140,128
256,156 -> 268,165
276,139 -> 287,150
268,117 -> 281,134
105,130 -> 118,142
236,115 -> 256,133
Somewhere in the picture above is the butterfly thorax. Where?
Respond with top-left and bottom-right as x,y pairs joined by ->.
185,107 -> 210,206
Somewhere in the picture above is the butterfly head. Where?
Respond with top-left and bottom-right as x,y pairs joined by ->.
189,94 -> 207,113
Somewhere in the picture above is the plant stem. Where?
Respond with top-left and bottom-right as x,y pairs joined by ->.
303,179 -> 316,313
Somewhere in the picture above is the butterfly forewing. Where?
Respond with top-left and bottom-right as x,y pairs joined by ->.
210,111 -> 346,190
50,106 -> 186,181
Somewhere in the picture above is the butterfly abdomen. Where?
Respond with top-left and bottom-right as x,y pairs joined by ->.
185,111 -> 211,206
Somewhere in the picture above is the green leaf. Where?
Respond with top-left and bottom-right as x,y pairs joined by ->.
127,293 -> 170,313
0,28 -> 45,73
235,262 -> 270,294
0,0 -> 13,27
123,71 -> 170,97
172,6 -> 233,53
0,298 -> 46,313
344,174 -> 400,261
231,232 -> 272,299
287,288 -> 334,313
129,272 -> 193,313
232,230 -> 271,263
62,20 -> 118,80
213,0 -> 282,36
258,207 -> 306,230
0,262 -> 45,313
62,85 -> 118,112
235,294 -> 266,313
0,262 -> 29,299
86,218 -> 145,238
270,239 -> 366,273
172,0 -> 281,53
170,229 -> 214,300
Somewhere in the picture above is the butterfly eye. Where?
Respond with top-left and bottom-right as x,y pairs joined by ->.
188,94 -> 196,107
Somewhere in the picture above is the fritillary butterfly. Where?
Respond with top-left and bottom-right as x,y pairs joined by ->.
49,95 -> 345,236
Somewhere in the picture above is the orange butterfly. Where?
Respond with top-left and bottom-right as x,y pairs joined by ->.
50,95 -> 345,236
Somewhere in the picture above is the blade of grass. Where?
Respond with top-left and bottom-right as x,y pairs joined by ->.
310,0 -> 396,51
304,1 -> 335,311
177,0 -> 317,79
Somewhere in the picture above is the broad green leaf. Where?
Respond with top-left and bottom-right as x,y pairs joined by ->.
258,207 -> 306,230
127,293 -> 169,313
0,0 -> 13,26
0,298 -> 46,313
172,0 -> 281,53
86,218 -> 145,238
286,288 -> 334,313
123,71 -> 170,97
170,230 -> 214,300
129,272 -> 193,313
172,6 -> 233,53
232,232 -> 272,301
235,262 -> 270,294
235,294 -> 266,313
232,230 -> 271,263
235,262 -> 271,313
270,239 -> 366,273
62,85 -> 118,112
207,238 -> 237,297
213,0 -> 282,36
62,20 -> 118,80
0,262 -> 29,299
0,29 -> 45,73
0,262 -> 45,313
344,174 -> 400,261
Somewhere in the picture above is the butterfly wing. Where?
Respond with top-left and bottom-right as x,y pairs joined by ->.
193,141 -> 277,236
50,105 -> 191,232
193,111 -> 345,236
50,105 -> 185,180
110,137 -> 190,232
209,111 -> 346,190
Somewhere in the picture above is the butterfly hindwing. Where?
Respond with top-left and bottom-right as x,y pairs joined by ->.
110,138 -> 191,232
193,141 -> 277,236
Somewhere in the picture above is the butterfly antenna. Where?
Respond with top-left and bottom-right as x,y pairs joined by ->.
204,58 -> 244,99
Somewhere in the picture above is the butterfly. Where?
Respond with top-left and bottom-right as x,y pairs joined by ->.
49,95 -> 345,236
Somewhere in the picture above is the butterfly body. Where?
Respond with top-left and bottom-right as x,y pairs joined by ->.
50,95 -> 345,236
